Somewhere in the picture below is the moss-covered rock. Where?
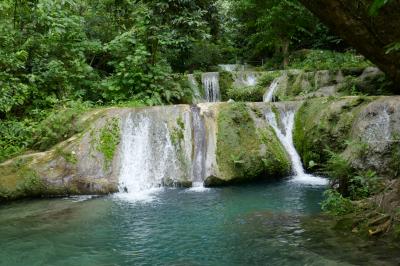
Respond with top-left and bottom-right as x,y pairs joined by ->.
208,102 -> 290,185
293,96 -> 373,172
294,96 -> 400,179
0,108 -> 125,201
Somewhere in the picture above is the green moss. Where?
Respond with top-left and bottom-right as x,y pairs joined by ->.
258,71 -> 281,87
271,105 -> 283,130
216,103 -> 290,182
55,147 -> 77,164
0,159 -> 48,201
226,71 -> 282,102
293,97 -> 371,172
171,117 -> 185,146
226,85 -> 265,102
96,117 -> 121,169
169,116 -> 191,176
259,129 -> 291,176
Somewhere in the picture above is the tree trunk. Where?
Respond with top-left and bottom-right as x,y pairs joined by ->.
298,0 -> 400,92
282,39 -> 290,68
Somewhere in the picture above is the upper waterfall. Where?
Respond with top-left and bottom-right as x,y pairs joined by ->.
218,64 -> 245,72
263,75 -> 284,102
202,72 -> 220,102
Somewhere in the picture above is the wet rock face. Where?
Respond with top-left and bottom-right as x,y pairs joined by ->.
209,102 -> 291,185
350,97 -> 400,177
272,68 -> 385,101
298,0 -> 400,88
294,96 -> 400,179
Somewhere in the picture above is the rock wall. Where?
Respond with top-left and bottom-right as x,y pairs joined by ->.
294,96 -> 400,179
273,67 -> 385,100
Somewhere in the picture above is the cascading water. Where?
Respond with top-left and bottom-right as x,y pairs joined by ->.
202,72 -> 220,102
117,106 -> 210,199
265,108 -> 327,185
263,75 -> 284,102
264,78 -> 327,185
244,73 -> 257,86
118,112 -> 181,201
190,106 -> 208,190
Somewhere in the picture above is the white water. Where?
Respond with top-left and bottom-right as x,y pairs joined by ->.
202,73 -> 220,102
117,113 -> 179,201
117,107 -> 210,200
190,106 -> 207,190
265,109 -> 328,186
244,73 -> 257,86
263,76 -> 283,102
264,78 -> 327,186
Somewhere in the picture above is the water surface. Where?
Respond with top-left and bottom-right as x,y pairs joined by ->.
0,180 -> 398,266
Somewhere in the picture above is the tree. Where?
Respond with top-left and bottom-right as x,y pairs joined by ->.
231,0 -> 342,67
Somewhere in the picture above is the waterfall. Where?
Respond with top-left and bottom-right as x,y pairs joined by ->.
190,106 -> 208,191
264,79 -> 327,185
244,73 -> 257,86
263,76 -> 284,102
117,112 -> 181,201
117,106 -> 210,200
265,108 -> 327,185
202,73 -> 220,102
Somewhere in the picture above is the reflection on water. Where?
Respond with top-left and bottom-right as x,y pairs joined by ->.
0,180 -> 398,266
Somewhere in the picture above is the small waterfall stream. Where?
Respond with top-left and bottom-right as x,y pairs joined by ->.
202,72 -> 220,102
265,109 -> 327,185
190,106 -> 208,190
243,73 -> 257,86
264,79 -> 327,185
263,75 -> 284,102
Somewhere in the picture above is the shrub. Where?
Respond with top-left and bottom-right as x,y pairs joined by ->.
321,189 -> 354,215
226,86 -> 265,102
324,150 -> 354,195
288,49 -> 372,71
0,120 -> 36,162
349,170 -> 381,200
33,101 -> 92,151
